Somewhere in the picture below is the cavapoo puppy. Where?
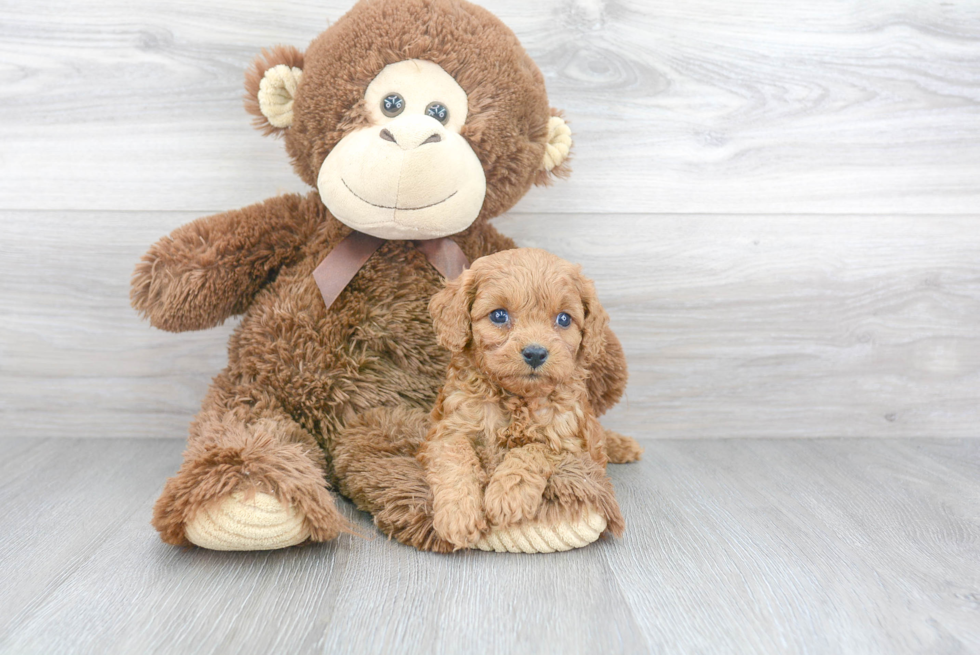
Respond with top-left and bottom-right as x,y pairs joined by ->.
418,248 -> 643,549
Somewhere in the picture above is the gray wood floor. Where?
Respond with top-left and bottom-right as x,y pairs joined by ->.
1,437 -> 978,654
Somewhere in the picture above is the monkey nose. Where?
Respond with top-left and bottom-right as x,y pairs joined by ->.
380,115 -> 447,150
521,345 -> 549,369
379,127 -> 441,148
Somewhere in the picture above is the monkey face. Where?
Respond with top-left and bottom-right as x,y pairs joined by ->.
317,60 -> 487,240
244,0 -> 575,233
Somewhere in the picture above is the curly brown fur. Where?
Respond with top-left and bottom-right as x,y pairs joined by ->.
134,0 -> 623,549
418,249 -> 637,547
604,429 -> 644,464
587,329 -> 629,417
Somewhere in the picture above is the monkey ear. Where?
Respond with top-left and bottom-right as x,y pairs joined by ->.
575,269 -> 610,368
244,46 -> 305,136
535,111 -> 573,184
429,268 -> 478,354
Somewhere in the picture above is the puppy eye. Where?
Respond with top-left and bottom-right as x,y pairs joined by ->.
489,309 -> 509,325
381,93 -> 405,117
425,102 -> 449,124
556,312 -> 572,328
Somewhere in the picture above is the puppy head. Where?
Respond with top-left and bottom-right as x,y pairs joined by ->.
429,248 -> 609,396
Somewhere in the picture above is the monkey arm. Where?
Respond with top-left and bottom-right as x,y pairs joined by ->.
131,193 -> 319,332
587,326 -> 629,416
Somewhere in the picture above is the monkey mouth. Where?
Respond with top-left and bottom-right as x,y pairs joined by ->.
341,178 -> 458,212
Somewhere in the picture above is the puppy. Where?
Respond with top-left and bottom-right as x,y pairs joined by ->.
418,248 -> 642,550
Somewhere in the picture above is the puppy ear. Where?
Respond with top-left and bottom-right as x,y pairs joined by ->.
429,268 -> 478,354
575,269 -> 610,368
534,110 -> 572,186
244,45 -> 305,136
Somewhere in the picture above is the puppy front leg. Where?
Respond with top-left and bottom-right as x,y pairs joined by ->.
419,434 -> 487,549
484,444 -> 553,529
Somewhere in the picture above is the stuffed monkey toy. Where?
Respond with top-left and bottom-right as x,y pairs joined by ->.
132,0 -> 632,553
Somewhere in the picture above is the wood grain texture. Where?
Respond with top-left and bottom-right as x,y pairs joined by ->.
0,211 -> 232,439
3,211 -> 978,439
496,212 -> 980,438
1,0 -> 979,214
0,437 -> 977,654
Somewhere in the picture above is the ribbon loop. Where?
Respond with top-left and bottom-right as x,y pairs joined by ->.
313,231 -> 469,310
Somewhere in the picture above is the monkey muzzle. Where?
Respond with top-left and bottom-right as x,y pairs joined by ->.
317,114 -> 487,240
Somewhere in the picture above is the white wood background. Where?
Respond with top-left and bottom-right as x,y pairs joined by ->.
2,0 -> 979,439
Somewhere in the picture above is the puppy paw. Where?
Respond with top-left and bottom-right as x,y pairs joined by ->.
604,429 -> 644,464
484,472 -> 548,528
432,498 -> 487,550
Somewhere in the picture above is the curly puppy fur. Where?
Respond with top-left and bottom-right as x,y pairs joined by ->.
417,249 -> 640,549
133,0 -> 629,548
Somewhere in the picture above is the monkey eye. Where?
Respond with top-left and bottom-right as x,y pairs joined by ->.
425,102 -> 449,124
556,312 -> 572,328
381,93 -> 405,117
489,309 -> 509,325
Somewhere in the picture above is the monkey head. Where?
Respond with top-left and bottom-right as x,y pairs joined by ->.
244,0 -> 572,240
317,59 -> 484,239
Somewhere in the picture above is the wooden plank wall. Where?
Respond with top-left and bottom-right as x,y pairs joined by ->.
1,0 -> 978,439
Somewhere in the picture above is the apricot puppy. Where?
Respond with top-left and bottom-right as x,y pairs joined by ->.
418,248 -> 642,549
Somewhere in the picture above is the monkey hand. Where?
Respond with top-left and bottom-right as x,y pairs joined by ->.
131,195 -> 313,332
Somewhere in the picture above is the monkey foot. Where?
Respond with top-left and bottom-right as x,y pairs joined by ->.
184,491 -> 310,551
471,509 -> 606,554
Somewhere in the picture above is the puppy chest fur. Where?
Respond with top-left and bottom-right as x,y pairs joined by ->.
443,383 -> 590,465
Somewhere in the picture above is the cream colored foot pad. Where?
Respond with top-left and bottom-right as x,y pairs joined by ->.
472,510 -> 607,554
185,491 -> 310,551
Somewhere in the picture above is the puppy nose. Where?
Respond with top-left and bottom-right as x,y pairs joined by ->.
522,345 -> 549,369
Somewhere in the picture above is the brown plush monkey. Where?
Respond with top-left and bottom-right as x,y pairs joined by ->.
132,0 -> 629,552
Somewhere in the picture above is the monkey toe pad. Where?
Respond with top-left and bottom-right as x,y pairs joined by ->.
472,509 -> 607,554
183,493 -> 605,553
184,491 -> 310,551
